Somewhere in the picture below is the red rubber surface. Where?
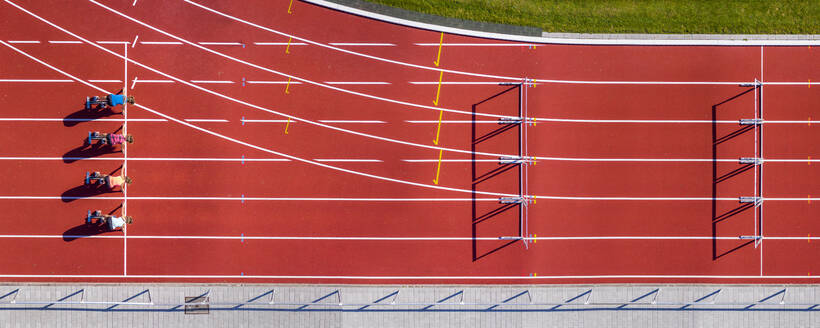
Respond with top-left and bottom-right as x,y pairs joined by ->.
1,0 -> 819,284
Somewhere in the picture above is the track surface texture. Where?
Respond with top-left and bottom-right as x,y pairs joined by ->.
0,0 -> 819,284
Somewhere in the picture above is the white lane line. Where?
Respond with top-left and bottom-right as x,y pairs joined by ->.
246,80 -> 302,84
131,35 -> 138,48
88,79 -> 122,83
1,33 -> 512,199
0,235 -> 795,241
184,118 -> 229,122
318,120 -> 385,123
190,80 -> 234,84
97,41 -> 128,44
135,79 -> 174,83
254,42 -> 308,46
0,273 -> 816,279
48,40 -> 81,44
328,42 -> 396,46
198,41 -> 244,46
240,119 -> 291,123
132,0 -> 137,5
140,41 -> 183,45
0,157 -> 292,162
406,120 -> 499,124
0,79 -> 72,82
314,159 -> 383,162
0,118 -> 166,122
0,196 -> 493,201
410,81 -> 512,85
324,81 -> 390,85
414,43 -> 535,46
403,158 -> 741,163
130,76 -> 137,89
7,40 -> 39,43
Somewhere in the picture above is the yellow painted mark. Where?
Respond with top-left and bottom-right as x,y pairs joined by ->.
287,0 -> 294,14
285,37 -> 292,54
533,117 -> 536,126
433,110 -> 443,145
433,32 -> 443,66
533,195 -> 536,204
533,156 -> 537,166
809,79 -> 811,88
284,117 -> 291,134
432,70 -> 443,106
809,233 -> 811,243
809,195 -> 812,204
284,77 -> 291,94
534,233 -> 537,243
810,156 -> 812,165
534,272 -> 537,277
432,149 -> 443,184
533,78 -> 536,88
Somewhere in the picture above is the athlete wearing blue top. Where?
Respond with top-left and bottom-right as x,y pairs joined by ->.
85,93 -> 135,110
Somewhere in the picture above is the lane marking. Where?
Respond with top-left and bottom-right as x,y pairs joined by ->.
284,117 -> 291,134
133,79 -> 173,83
407,120 -> 499,124
0,79 -> 72,82
190,80 -> 234,84
433,32 -> 443,66
0,118 -> 166,122
285,37 -> 292,54
7,40 -> 39,43
324,81 -> 390,85
432,111 -> 443,145
97,41 -> 128,44
318,120 -> 385,123
184,118 -> 229,122
139,41 -> 183,45
0,273 -> 818,279
198,42 -> 243,46
88,79 -> 122,83
432,149 -> 443,184
253,42 -> 307,46
130,76 -> 137,89
240,119 -> 290,123
246,80 -> 301,84
132,0 -> 137,5
410,81 -> 518,85
284,77 -> 291,93
287,0 -> 293,14
0,196 -> 496,201
432,70 -> 443,106
416,43 -> 536,47
131,35 -> 138,48
314,159 -> 383,162
0,157 -> 292,162
48,40 -> 81,44
0,235 -> 814,241
328,43 -> 395,46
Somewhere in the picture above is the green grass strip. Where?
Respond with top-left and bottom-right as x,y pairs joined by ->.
364,0 -> 820,34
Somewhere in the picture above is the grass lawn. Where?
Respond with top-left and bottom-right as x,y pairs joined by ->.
363,0 -> 820,34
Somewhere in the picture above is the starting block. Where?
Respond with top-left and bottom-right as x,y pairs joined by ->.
86,210 -> 103,224
84,96 -> 108,110
739,196 -> 762,204
84,171 -> 104,185
87,131 -> 107,145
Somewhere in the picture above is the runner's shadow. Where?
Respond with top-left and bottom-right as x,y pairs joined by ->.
61,185 -> 119,203
63,107 -> 122,127
62,143 -> 121,163
62,222 -> 108,241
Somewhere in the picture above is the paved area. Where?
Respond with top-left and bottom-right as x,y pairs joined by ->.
0,284 -> 818,327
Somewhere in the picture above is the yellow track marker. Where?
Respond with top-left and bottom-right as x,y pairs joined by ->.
809,156 -> 812,165
809,79 -> 811,88
285,37 -> 292,54
284,77 -> 291,94
810,117 -> 812,126
432,70 -> 443,106
432,149 -> 443,184
433,32 -> 443,66
809,233 -> 811,243
534,273 -> 537,277
533,78 -> 536,88
534,233 -> 537,243
533,117 -> 537,126
287,0 -> 294,14
284,117 -> 291,134
433,111 -> 443,145
533,195 -> 536,204
809,195 -> 812,204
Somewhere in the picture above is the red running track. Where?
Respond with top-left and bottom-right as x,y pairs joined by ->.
0,0 -> 819,284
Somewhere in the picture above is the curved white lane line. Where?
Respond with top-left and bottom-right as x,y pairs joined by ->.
0,39 -> 517,198
0,235 -> 810,241
3,0 -> 518,160
89,0 -> 510,120
0,274 -> 814,279
186,0 -> 782,86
